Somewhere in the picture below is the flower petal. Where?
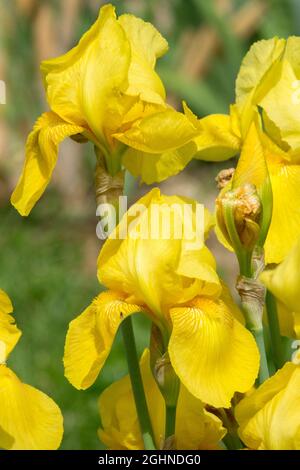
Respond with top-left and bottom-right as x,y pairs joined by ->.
64,291 -> 141,389
0,365 -> 63,450
259,59 -> 300,151
42,4 -> 130,143
261,237 -> 300,314
118,14 -> 168,104
169,297 -> 259,408
98,189 -> 218,318
11,112 -> 84,216
114,109 -> 198,153
193,114 -> 240,162
264,158 -> 300,263
235,38 -> 285,135
98,349 -> 225,450
236,363 -> 300,449
122,141 -> 196,184
0,290 -> 21,363
98,349 -> 165,450
176,385 -> 226,450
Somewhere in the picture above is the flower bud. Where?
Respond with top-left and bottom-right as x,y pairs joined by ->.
216,183 -> 262,251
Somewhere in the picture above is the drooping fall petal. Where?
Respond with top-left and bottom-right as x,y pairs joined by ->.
64,291 -> 142,389
168,297 -> 259,408
0,366 -> 63,450
10,112 -> 84,216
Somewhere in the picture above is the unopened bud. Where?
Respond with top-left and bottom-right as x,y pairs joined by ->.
216,183 -> 262,250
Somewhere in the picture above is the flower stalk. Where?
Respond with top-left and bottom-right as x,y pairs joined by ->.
265,290 -> 285,370
121,317 -> 156,450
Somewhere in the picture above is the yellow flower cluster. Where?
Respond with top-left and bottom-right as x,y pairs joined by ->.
6,3 -> 300,451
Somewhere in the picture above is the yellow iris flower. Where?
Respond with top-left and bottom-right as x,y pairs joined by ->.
236,362 -> 300,449
0,289 -> 63,450
260,238 -> 300,338
215,37 -> 300,264
64,188 -> 259,408
98,349 -> 226,450
11,3 -> 241,216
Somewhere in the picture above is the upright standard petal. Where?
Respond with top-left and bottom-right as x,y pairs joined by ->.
0,365 -> 63,450
235,37 -> 285,135
118,14 -> 168,104
98,189 -> 219,319
168,297 -> 259,408
0,290 -> 21,363
64,291 -> 142,389
264,155 -> 300,263
236,363 -> 300,449
42,4 -> 130,143
11,112 -> 84,216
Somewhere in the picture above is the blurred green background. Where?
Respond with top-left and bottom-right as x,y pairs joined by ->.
0,0 -> 298,449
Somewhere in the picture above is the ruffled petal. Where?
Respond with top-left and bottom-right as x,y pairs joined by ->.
11,112 -> 84,216
235,38 -> 285,135
168,297 -> 259,408
193,114 -> 240,162
42,4 -> 130,142
0,365 -> 63,450
118,14 -> 168,104
64,291 -> 141,389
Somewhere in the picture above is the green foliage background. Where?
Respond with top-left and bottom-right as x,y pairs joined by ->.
0,0 -> 298,449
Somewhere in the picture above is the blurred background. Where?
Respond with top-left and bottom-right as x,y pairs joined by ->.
0,0 -> 298,449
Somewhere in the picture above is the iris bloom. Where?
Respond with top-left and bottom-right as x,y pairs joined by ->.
236,362 -> 300,449
0,289 -> 63,450
98,349 -> 226,450
260,238 -> 300,338
11,3 -> 240,216
64,188 -> 259,408
214,37 -> 300,263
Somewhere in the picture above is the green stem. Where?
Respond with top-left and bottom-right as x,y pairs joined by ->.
122,317 -> 156,450
219,409 -> 243,450
165,405 -> 176,440
252,328 -> 270,384
266,290 -> 285,370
